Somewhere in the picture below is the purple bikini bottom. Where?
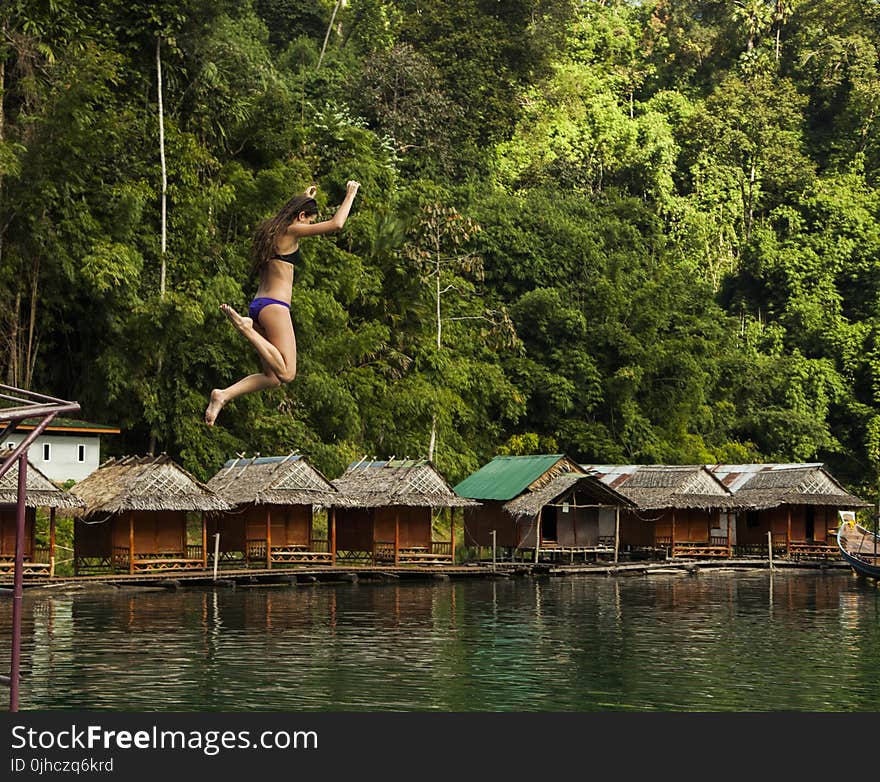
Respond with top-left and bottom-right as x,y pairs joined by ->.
248,297 -> 290,324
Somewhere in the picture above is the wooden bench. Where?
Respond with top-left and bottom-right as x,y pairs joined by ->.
270,548 -> 333,564
671,542 -> 730,559
129,558 -> 205,573
0,560 -> 51,578
788,542 -> 839,560
398,552 -> 453,564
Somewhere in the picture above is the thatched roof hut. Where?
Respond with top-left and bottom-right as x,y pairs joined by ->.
71,455 -> 229,515
504,473 -> 633,519
0,450 -> 83,509
333,459 -> 477,508
707,463 -> 870,509
207,454 -> 337,507
582,464 -> 737,510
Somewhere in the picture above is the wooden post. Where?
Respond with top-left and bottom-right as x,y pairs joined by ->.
330,507 -> 337,565
786,506 -> 792,558
266,506 -> 272,569
614,506 -> 620,564
450,507 -> 455,563
491,529 -> 497,572
201,512 -> 207,569
726,511 -> 732,558
534,514 -> 541,563
394,509 -> 400,566
308,508 -> 313,551
213,533 -> 220,581
49,507 -> 56,578
129,511 -> 135,575
768,530 -> 774,571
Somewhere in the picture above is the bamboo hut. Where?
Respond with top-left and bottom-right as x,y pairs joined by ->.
331,459 -> 475,564
502,472 -> 635,562
583,465 -> 739,558
207,454 -> 339,568
455,454 -> 631,561
71,455 -> 229,574
0,450 -> 83,579
707,463 -> 871,558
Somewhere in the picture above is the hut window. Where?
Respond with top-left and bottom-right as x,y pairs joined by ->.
746,511 -> 760,528
43,443 -> 51,461
77,444 -> 86,463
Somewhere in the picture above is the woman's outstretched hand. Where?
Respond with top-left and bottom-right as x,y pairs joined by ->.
346,180 -> 360,195
305,185 -> 317,198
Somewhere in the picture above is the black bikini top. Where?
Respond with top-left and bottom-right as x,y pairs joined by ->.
271,247 -> 301,265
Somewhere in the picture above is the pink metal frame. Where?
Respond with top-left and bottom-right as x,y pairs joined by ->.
0,385 -> 79,712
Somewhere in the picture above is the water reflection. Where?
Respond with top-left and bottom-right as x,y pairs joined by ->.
2,572 -> 880,711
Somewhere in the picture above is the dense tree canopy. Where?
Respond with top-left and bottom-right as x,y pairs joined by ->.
2,0 -> 879,497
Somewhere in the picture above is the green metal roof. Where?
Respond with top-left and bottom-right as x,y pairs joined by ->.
18,417 -> 120,433
454,455 -> 567,500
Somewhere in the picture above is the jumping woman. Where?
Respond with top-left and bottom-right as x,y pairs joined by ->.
205,180 -> 361,425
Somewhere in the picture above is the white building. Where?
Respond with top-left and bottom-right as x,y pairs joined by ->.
3,419 -> 120,483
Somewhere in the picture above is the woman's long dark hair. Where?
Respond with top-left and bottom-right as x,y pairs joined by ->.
250,194 -> 318,272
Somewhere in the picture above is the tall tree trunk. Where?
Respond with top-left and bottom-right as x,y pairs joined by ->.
157,37 -> 167,297
428,415 -> 437,462
25,256 -> 39,389
150,36 -> 168,456
318,0 -> 344,68
7,290 -> 20,385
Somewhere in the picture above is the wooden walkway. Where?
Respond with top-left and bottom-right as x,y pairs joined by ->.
1,555 -> 852,590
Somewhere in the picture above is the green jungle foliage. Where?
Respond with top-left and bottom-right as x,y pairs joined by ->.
3,0 -> 880,497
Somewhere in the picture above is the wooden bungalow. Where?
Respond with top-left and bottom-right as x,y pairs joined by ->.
503,472 -> 635,562
331,459 -> 475,564
707,463 -> 871,558
71,455 -> 229,574
583,465 -> 740,559
206,454 -> 339,568
0,450 -> 84,579
455,454 -> 632,561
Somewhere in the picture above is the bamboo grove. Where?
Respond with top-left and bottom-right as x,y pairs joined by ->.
2,0 -> 880,495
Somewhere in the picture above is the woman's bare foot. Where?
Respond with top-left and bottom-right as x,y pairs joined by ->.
205,389 -> 226,426
220,303 -> 254,334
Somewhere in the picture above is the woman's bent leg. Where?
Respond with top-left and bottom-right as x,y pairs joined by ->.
220,304 -> 295,380
255,305 -> 297,383
205,372 -> 280,425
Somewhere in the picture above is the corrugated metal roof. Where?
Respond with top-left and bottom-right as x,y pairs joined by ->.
221,455 -> 304,468
582,465 -> 642,489
454,455 -> 569,500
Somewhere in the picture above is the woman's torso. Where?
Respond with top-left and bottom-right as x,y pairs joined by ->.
254,243 -> 300,302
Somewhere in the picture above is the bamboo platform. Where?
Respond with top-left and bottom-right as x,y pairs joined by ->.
2,556 -> 853,590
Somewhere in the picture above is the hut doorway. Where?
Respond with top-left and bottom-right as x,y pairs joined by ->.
805,505 -> 815,541
541,507 -> 557,543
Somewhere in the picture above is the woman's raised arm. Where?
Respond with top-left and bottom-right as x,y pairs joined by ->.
288,180 -> 360,237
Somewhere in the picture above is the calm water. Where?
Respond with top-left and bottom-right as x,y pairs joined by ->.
3,571 -> 880,711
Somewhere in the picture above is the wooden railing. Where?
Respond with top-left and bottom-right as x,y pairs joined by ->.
186,544 -> 203,560
374,541 -> 396,562
671,541 -> 730,559
112,546 -> 130,568
246,539 -> 267,561
310,538 -> 329,553
31,547 -> 51,564
431,541 -> 452,556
